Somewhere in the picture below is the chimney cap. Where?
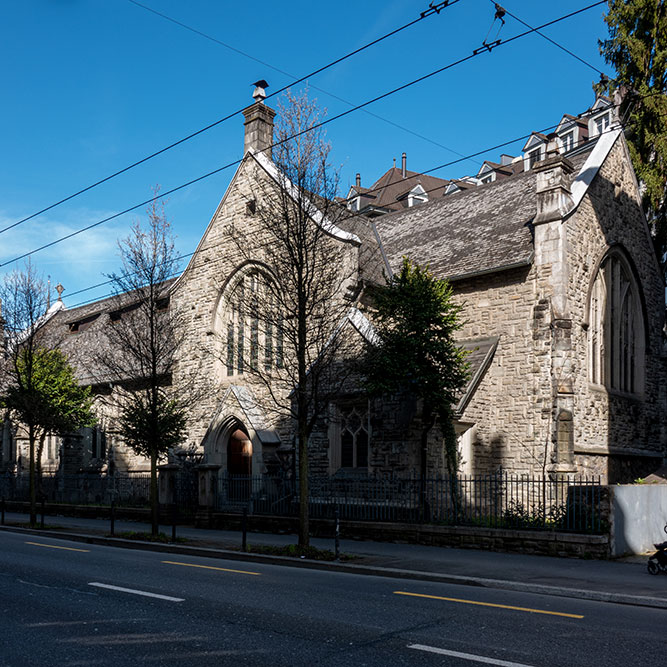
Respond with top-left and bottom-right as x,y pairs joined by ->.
545,132 -> 560,158
252,80 -> 269,102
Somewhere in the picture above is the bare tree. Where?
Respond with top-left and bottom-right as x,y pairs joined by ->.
0,263 -> 49,523
222,91 -> 360,546
98,192 -> 188,537
0,262 -> 92,524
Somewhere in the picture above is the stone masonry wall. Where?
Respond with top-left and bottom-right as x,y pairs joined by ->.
171,155 -> 362,472
565,138 -> 666,481
451,266 -> 551,476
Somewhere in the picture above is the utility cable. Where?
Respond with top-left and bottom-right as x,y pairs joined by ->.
0,0 -> 607,270
127,0 -> 475,164
0,0 -> 461,238
63,112 -> 633,310
493,1 -> 608,77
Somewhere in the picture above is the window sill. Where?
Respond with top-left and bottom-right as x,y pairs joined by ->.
587,382 -> 644,402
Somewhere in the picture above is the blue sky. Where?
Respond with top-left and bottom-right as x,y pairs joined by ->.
0,0 -> 612,307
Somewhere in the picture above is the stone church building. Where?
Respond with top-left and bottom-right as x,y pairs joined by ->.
3,91 -> 666,485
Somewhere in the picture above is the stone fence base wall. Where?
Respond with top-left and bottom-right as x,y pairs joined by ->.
198,512 -> 610,559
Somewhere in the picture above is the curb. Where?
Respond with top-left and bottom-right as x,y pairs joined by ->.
2,525 -> 666,611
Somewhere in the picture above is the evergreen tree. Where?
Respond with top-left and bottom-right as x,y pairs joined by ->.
363,258 -> 469,515
598,0 -> 667,268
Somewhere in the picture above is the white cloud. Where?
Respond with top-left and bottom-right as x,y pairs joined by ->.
0,207 -> 132,298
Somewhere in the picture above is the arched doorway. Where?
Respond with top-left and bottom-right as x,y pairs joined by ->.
228,427 -> 252,475
227,424 -> 252,501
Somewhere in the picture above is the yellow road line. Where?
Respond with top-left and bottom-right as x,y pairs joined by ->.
162,560 -> 261,576
394,591 -> 584,619
25,541 -> 90,553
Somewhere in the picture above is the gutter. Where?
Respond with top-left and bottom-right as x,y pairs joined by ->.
445,253 -> 534,284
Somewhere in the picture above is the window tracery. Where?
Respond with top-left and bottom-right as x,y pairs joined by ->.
329,402 -> 370,471
221,268 -> 283,377
588,251 -> 644,394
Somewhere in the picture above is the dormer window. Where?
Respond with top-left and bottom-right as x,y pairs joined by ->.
67,313 -> 99,334
560,131 -> 575,152
555,114 -> 583,154
593,112 -> 610,136
522,133 -> 547,171
477,163 -> 497,184
348,196 -> 360,212
527,148 -> 543,169
407,184 -> 428,207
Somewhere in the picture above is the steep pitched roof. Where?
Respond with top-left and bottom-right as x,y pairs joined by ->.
455,336 -> 499,415
40,278 -> 178,385
375,142 -> 595,281
363,167 -> 450,211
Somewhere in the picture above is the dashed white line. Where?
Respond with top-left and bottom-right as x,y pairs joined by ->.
88,582 -> 184,602
407,644 -> 536,667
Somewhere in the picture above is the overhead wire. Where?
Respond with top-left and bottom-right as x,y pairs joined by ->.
127,0 -> 476,165
0,0 -> 608,272
63,104 -> 637,310
0,0 -> 462,238
492,0 -> 608,77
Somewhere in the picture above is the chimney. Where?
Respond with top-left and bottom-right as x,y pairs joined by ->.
355,173 -> 361,187
242,79 -> 276,158
401,152 -> 407,178
533,134 -> 574,225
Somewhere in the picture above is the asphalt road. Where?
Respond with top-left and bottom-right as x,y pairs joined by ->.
1,531 -> 665,666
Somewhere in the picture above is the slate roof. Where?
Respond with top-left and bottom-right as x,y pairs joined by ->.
455,337 -> 499,415
374,145 -> 592,281
40,278 -> 178,385
361,167 -> 450,212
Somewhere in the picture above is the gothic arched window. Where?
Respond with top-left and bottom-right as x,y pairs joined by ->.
328,402 -> 370,472
588,251 -> 645,394
220,268 -> 283,378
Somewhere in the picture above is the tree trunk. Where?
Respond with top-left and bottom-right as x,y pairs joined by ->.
36,431 -> 46,504
298,423 -> 309,547
150,449 -> 159,537
440,407 -> 461,521
419,403 -> 434,523
28,424 -> 36,526
297,270 -> 309,548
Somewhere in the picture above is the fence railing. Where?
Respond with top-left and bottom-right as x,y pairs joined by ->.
0,471 -> 197,510
0,470 -> 605,533
216,472 -> 605,533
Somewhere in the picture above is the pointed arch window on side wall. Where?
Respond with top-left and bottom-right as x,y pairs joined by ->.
329,402 -> 370,472
588,252 -> 645,395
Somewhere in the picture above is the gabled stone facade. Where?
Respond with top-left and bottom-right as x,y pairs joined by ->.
3,93 -> 665,485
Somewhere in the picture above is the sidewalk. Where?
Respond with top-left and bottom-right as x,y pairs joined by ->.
2,511 -> 667,610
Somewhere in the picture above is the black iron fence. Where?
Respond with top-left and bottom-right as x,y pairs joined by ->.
217,472 -> 605,533
0,470 -> 604,533
0,471 -> 198,511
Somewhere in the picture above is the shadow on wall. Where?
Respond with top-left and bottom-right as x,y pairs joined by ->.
610,484 -> 667,556
471,433 -> 507,476
584,163 -> 666,484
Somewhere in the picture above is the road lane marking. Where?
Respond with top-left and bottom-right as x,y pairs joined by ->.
394,591 -> 584,619
162,560 -> 261,576
88,582 -> 184,602
25,541 -> 90,553
408,644 -> 536,666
